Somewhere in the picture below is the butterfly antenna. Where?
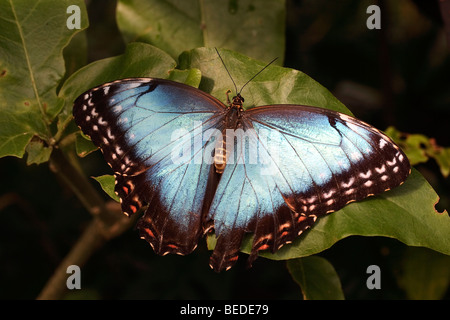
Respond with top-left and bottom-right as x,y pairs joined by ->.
238,56 -> 278,95
215,48 -> 238,95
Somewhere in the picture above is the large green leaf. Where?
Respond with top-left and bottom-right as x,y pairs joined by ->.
287,256 -> 345,300
116,0 -> 286,63
179,47 -> 350,114
0,0 -> 87,160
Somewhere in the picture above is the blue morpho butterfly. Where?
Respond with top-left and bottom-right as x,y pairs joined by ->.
73,50 -> 410,272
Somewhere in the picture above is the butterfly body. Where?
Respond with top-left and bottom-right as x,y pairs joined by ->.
73,77 -> 410,272
213,96 -> 241,174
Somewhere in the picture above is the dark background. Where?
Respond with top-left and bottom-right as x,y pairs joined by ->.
1,0 -> 449,299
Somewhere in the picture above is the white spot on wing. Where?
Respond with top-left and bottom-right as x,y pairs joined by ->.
375,165 -> 386,174
106,128 -> 114,139
360,170 -> 372,179
364,180 -> 373,187
345,188 -> 355,195
323,189 -> 335,199
98,117 -> 107,125
342,177 -> 355,188
307,196 -> 317,204
91,108 -> 98,117
379,139 -> 388,149
387,158 -> 397,166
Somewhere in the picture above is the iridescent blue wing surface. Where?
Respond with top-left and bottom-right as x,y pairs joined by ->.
73,78 -> 226,256
206,104 -> 410,271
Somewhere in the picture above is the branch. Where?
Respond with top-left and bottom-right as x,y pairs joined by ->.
37,148 -> 136,299
36,219 -> 105,300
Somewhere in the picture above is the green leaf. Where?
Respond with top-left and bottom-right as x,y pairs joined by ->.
386,126 -> 450,178
0,111 -> 35,158
116,0 -> 286,63
59,42 -> 177,103
0,0 -> 88,159
75,132 -> 98,158
93,175 -> 120,202
287,256 -> 345,300
179,47 -> 350,114
168,68 -> 202,87
25,138 -> 53,165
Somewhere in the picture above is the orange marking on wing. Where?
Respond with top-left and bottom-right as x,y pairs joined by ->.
143,227 -> 155,238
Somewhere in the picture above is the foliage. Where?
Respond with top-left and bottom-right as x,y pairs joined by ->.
386,126 -> 450,178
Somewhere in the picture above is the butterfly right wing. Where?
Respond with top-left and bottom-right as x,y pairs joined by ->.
73,78 -> 226,256
206,104 -> 410,272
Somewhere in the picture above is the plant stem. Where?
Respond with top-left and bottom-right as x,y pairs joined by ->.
49,148 -> 117,227
36,220 -> 105,300
37,148 -> 135,299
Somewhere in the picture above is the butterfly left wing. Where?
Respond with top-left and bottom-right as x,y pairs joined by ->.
207,105 -> 410,272
73,78 -> 226,256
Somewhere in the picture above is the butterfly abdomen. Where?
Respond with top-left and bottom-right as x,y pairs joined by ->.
214,106 -> 241,174
214,137 -> 228,174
